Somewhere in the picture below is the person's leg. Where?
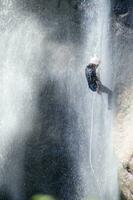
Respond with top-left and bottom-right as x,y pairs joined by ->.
99,84 -> 113,109
99,84 -> 112,95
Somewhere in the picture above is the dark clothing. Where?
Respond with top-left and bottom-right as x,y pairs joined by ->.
85,64 -> 113,109
85,64 -> 99,92
89,82 -> 97,92
85,64 -> 112,95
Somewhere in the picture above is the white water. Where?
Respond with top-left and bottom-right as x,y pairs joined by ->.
0,0 -> 120,199
80,1 -> 119,200
0,1 -> 46,198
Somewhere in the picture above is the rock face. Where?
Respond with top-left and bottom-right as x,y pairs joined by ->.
112,14 -> 133,163
112,0 -> 133,27
111,1 -> 133,200
119,156 -> 133,200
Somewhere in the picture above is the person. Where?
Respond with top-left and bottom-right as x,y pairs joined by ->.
85,56 -> 113,109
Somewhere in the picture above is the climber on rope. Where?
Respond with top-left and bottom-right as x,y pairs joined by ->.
85,56 -> 113,109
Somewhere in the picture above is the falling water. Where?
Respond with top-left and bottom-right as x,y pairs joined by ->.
0,0 -> 119,200
80,0 -> 119,200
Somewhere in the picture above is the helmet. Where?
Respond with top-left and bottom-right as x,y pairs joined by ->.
90,56 -> 101,65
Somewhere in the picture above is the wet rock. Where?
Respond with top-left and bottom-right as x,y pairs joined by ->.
119,155 -> 133,200
125,7 -> 133,27
114,1 -> 128,15
113,0 -> 133,27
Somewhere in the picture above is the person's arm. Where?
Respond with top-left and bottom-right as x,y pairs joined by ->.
92,68 -> 100,81
94,67 -> 101,93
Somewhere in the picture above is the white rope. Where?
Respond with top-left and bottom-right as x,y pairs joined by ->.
89,93 -> 103,200
89,1 -> 109,199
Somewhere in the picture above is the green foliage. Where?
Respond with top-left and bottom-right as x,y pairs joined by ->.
30,194 -> 56,200
30,194 -> 97,200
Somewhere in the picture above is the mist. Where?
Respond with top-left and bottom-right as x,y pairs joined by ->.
0,1 -> 120,200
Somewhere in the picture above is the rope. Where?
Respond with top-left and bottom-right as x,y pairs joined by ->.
89,93 -> 103,200
89,2 -> 107,200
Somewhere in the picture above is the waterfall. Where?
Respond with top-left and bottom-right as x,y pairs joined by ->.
80,0 -> 119,200
0,0 -> 120,200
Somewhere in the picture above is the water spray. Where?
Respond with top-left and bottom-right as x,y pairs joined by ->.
88,1 -> 109,199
